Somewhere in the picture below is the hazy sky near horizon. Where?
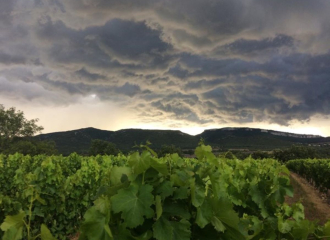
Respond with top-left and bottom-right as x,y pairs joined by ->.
1,0 -> 330,136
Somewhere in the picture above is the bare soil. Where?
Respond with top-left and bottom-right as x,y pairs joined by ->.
286,172 -> 330,224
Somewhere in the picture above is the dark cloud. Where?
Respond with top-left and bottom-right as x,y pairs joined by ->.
115,82 -> 141,97
214,34 -> 295,57
0,52 -> 26,65
0,0 -> 330,131
177,54 -> 260,77
75,68 -> 106,82
168,64 -> 189,79
35,17 -> 174,72
184,78 -> 227,91
151,100 -> 211,124
0,0 -> 15,25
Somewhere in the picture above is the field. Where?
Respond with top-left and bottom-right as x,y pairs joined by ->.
1,144 -> 330,240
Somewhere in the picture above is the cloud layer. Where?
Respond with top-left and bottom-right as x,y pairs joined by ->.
1,0 -> 330,133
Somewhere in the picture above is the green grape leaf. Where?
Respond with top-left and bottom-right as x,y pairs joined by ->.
198,197 -> 240,232
190,179 -> 205,207
211,216 -> 226,232
128,152 -> 151,175
155,195 -> 162,220
155,180 -> 173,200
93,196 -> 111,222
195,145 -> 213,161
273,177 -> 293,204
110,166 -> 133,186
150,158 -> 169,175
0,211 -> 25,231
221,226 -> 246,240
212,197 -> 239,229
278,216 -> 294,233
79,204 -> 113,240
173,186 -> 189,199
0,211 -> 25,240
36,194 -> 47,205
323,220 -> 330,237
239,215 -> 263,239
282,203 -> 293,217
163,200 -> 191,220
170,169 -> 192,187
153,217 -> 191,240
153,217 -> 173,240
111,223 -> 135,240
1,226 -> 23,240
292,203 -> 305,221
171,154 -> 184,167
249,181 -> 268,218
195,204 -> 212,228
111,183 -> 154,228
41,224 -> 57,240
171,219 -> 191,240
291,219 -> 315,239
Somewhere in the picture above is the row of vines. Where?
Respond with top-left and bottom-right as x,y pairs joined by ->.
286,159 -> 330,194
1,144 -> 330,239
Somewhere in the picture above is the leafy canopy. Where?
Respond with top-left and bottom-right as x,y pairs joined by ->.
89,139 -> 119,156
0,104 -> 43,150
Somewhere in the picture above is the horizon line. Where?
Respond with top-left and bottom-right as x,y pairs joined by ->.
37,126 -> 328,138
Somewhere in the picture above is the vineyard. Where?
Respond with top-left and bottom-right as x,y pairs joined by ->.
1,144 -> 330,239
287,159 -> 330,195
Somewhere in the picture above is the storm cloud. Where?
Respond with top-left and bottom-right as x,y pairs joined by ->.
1,0 -> 330,134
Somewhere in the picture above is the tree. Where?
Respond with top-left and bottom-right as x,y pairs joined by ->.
158,144 -> 183,157
251,150 -> 271,159
3,140 -> 58,156
0,104 -> 44,152
89,139 -> 119,156
272,145 -> 316,162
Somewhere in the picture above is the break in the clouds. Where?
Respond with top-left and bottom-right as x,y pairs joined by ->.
1,0 -> 330,136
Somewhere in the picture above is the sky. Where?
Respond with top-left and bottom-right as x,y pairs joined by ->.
1,0 -> 330,137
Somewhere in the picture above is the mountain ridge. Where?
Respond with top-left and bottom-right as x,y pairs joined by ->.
36,127 -> 330,155
201,127 -> 323,138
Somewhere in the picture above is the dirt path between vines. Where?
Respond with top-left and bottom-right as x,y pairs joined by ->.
286,172 -> 330,224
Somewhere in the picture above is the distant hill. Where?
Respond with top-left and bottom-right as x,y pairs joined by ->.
36,127 -> 330,155
198,128 -> 329,150
37,127 -> 198,155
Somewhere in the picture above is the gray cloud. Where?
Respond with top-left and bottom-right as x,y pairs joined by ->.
0,0 -> 15,25
75,68 -> 106,82
0,0 -> 330,131
0,52 -> 26,65
214,34 -> 295,58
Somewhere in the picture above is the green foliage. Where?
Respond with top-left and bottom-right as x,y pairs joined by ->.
287,158 -> 330,193
0,188 -> 56,240
0,104 -> 43,151
218,151 -> 237,159
274,145 -> 316,162
1,144 -> 330,239
3,140 -> 57,156
0,105 -> 57,156
89,139 -> 119,156
0,211 -> 25,240
79,196 -> 112,240
111,183 -> 154,228
77,145 -> 329,239
251,150 -> 271,159
158,144 -> 182,157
